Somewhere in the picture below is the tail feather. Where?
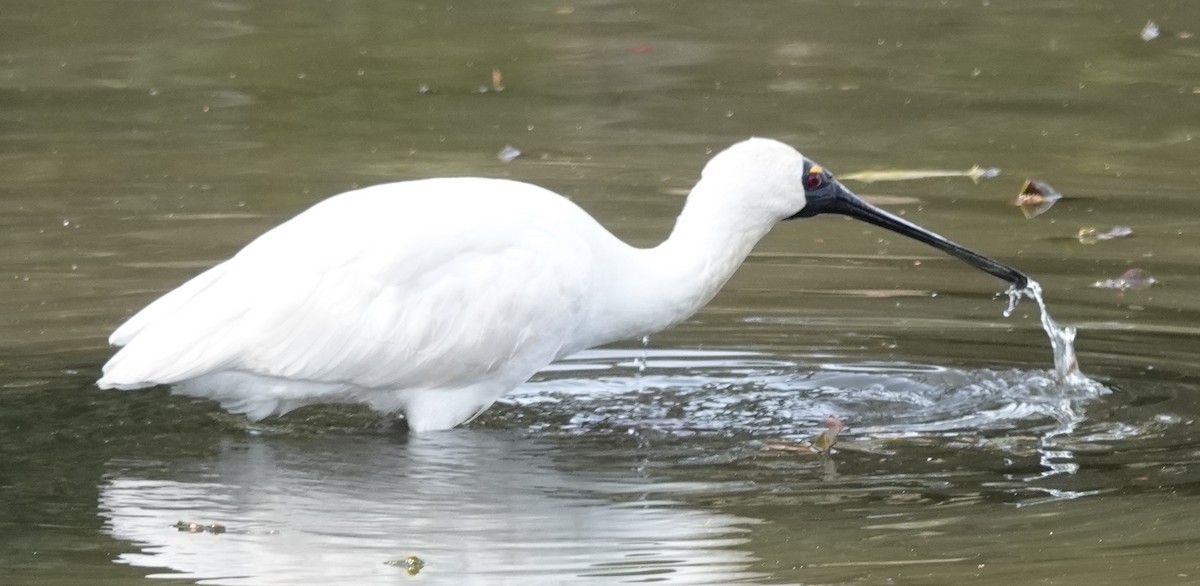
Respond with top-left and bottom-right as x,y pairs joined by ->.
109,262 -> 231,346
98,262 -> 243,390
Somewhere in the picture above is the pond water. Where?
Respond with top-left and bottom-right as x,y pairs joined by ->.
3,0 -> 1200,584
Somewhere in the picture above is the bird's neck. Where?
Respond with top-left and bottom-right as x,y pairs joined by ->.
581,183 -> 775,348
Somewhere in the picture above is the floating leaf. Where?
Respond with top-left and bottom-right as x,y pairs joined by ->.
174,520 -> 225,534
812,415 -> 846,453
762,441 -> 818,454
1077,225 -> 1133,244
1014,178 -> 1062,218
1093,268 -> 1158,290
762,415 -> 847,456
385,555 -> 426,576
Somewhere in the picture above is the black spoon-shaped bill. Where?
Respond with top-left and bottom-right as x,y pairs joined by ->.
792,178 -> 1030,289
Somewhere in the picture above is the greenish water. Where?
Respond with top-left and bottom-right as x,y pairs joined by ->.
3,0 -> 1200,584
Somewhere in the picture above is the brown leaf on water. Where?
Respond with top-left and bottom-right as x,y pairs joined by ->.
763,415 -> 848,456
1014,178 -> 1062,218
812,415 -> 846,453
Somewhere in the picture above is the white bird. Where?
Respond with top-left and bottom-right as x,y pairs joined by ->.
98,138 -> 1027,432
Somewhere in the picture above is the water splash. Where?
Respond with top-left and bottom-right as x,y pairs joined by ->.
636,335 -> 650,373
1005,279 -> 1089,387
1004,278 -> 1107,495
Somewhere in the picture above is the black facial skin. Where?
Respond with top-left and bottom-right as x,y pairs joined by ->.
790,160 -> 1030,289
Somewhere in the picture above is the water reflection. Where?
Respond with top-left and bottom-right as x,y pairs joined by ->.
94,347 -> 1142,584
100,433 -> 762,585
95,348 -> 1196,584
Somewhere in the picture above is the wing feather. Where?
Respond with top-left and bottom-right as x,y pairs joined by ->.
99,179 -> 605,402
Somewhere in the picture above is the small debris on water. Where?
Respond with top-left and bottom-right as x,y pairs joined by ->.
174,520 -> 226,534
841,166 -> 999,184
1093,268 -> 1158,290
1014,178 -> 1062,219
1141,20 -> 1161,42
1077,225 -> 1133,244
476,68 -> 507,93
385,555 -> 425,576
497,145 -> 522,163
491,67 -> 505,92
417,84 -> 433,94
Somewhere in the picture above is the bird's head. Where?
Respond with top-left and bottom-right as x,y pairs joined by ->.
702,138 -> 1029,289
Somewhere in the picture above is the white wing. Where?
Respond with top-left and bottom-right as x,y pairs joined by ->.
99,179 -> 608,407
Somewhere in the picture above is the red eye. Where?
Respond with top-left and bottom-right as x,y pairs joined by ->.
805,173 -> 823,190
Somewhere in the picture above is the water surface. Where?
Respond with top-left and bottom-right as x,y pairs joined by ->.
3,0 -> 1200,584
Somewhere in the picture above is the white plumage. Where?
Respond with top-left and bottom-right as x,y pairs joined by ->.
99,138 -> 1026,431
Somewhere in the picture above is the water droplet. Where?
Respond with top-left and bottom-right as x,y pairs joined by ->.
637,335 -> 650,373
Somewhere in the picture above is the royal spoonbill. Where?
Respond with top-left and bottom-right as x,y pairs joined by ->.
98,138 -> 1029,432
